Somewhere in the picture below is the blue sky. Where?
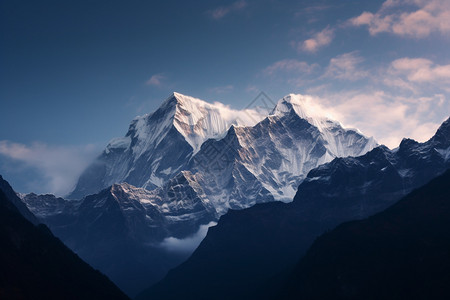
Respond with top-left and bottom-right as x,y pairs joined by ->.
1,0 -> 449,195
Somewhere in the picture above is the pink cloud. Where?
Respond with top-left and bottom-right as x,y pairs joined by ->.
350,0 -> 450,38
303,91 -> 446,148
390,57 -> 450,83
296,26 -> 335,53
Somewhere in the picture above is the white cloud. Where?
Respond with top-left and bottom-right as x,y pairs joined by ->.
209,100 -> 269,126
350,0 -> 450,38
302,91 -> 446,148
323,52 -> 369,81
207,0 -> 248,20
297,26 -> 335,53
0,141 -> 99,196
159,222 -> 217,254
146,74 -> 165,86
319,55 -> 449,147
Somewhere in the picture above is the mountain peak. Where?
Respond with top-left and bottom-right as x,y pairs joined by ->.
165,91 -> 209,107
160,92 -> 267,153
272,93 -> 349,136
272,94 -> 376,145
0,175 -> 39,225
162,92 -> 226,111
72,92 -> 376,198
431,117 -> 450,146
272,94 -> 332,121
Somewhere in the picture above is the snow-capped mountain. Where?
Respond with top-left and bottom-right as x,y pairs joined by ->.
18,193 -> 77,220
223,94 -> 376,202
70,93 -> 376,212
69,93 -> 267,199
170,94 -> 377,218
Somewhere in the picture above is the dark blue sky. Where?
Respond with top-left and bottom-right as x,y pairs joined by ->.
1,0 -> 449,194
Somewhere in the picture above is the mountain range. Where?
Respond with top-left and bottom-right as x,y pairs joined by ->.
139,117 -> 450,300
13,92 -> 449,298
21,92 -> 377,295
70,92 -> 376,205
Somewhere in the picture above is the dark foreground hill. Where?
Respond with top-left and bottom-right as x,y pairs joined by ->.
281,169 -> 450,300
0,175 -> 129,300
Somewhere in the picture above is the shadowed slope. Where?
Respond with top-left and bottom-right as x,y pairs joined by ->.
0,176 -> 129,300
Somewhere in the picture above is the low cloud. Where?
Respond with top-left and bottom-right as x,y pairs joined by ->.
0,141 -> 99,196
350,0 -> 450,38
159,222 -> 217,254
207,0 -> 248,20
296,26 -> 335,53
